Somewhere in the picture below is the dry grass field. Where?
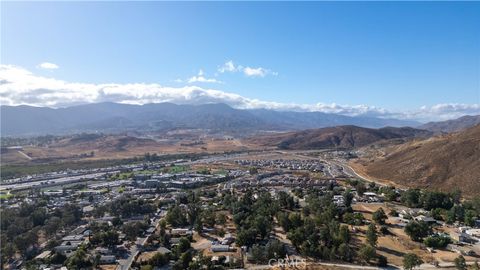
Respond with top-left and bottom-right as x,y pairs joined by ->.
1,134 -> 260,165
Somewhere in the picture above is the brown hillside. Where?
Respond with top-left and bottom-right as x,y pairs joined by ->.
358,124 -> 480,197
250,125 -> 431,150
419,115 -> 480,134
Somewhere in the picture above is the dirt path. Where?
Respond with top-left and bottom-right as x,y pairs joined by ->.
17,150 -> 33,160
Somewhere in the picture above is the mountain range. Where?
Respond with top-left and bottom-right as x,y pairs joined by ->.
0,102 -> 419,136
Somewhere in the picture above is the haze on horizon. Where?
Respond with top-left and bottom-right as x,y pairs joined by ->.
1,1 -> 479,122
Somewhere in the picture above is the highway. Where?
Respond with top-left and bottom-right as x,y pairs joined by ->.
0,172 -> 108,191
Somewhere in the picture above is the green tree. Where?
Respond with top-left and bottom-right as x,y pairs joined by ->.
343,189 -> 354,207
122,221 -> 148,241
403,253 -> 423,270
202,208 -> 216,228
236,228 -> 257,247
173,250 -> 192,270
165,205 -> 188,227
337,243 -> 353,262
447,205 -> 465,224
405,221 -> 431,241
423,235 -> 451,249
377,254 -> 388,267
66,246 -> 92,269
359,244 -> 376,264
401,189 -> 422,208
464,210 -> 477,227
265,240 -> 286,260
356,182 -> 366,197
216,213 -> 227,225
175,237 -> 191,255
149,252 -> 169,267
372,208 -> 387,225
454,255 -> 467,270
250,244 -> 266,263
366,223 -> 378,247
338,225 -> 350,244
277,212 -> 292,232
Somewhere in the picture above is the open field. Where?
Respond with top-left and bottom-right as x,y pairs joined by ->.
1,134 -> 259,165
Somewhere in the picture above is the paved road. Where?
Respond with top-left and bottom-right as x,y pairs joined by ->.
117,217 -> 162,270
0,172 -> 107,191
327,158 -> 390,187
117,245 -> 139,270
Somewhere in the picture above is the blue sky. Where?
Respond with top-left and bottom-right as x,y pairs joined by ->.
1,1 -> 479,121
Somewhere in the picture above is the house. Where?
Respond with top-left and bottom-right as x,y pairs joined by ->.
145,179 -> 160,188
458,233 -> 477,244
62,235 -> 85,242
95,247 -> 112,255
475,219 -> 480,228
157,247 -> 171,255
398,210 -> 410,220
54,244 -> 78,255
414,215 -> 437,224
171,228 -> 193,236
170,237 -> 182,246
466,229 -> 480,238
34,251 -> 52,261
221,233 -> 235,245
211,245 -> 230,252
333,195 -> 345,207
82,205 -> 95,213
135,174 -> 150,181
99,255 -> 116,264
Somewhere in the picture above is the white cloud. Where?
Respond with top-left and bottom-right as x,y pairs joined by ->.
0,64 -> 478,121
218,60 -> 278,78
218,60 -> 239,73
243,67 -> 277,77
187,70 -> 223,84
37,62 -> 59,70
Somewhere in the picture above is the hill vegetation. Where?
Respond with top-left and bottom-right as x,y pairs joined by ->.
355,124 -> 480,197
419,115 -> 480,134
250,125 -> 431,150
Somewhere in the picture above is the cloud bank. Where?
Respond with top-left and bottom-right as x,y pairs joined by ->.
0,64 -> 478,122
